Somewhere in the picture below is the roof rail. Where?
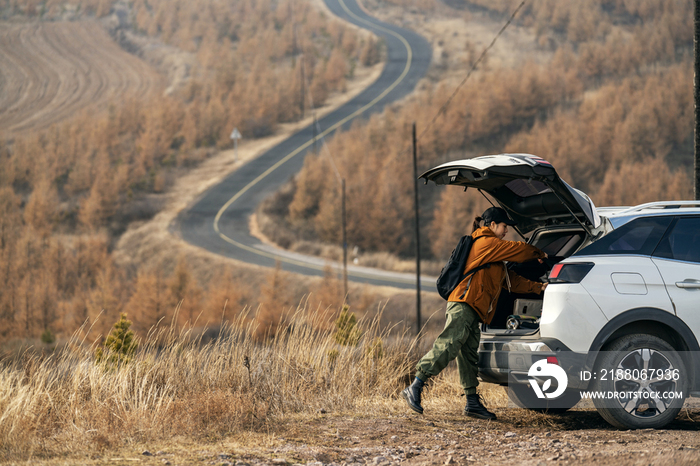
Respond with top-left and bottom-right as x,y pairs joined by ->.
613,201 -> 700,215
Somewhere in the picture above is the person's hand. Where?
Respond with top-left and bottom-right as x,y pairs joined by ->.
537,252 -> 548,264
541,283 -> 548,292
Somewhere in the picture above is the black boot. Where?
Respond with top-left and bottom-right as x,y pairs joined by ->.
464,393 -> 497,420
402,377 -> 425,414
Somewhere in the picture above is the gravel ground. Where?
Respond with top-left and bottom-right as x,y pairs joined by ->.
87,404 -> 700,466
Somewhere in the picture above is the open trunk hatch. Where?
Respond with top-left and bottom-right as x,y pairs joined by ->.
420,154 -> 601,235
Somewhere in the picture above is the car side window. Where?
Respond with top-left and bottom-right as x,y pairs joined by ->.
575,216 -> 673,257
608,226 -> 654,251
653,217 -> 700,264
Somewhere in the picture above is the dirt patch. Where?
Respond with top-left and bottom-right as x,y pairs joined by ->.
225,408 -> 699,466
0,19 -> 163,136
54,393 -> 700,465
271,410 -> 696,465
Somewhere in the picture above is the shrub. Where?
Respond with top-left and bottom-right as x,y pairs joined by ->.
334,305 -> 362,346
95,313 -> 138,367
41,328 -> 55,345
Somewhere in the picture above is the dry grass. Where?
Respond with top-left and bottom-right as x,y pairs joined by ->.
0,306 -> 424,462
4,301 -> 635,463
6,309 -> 697,464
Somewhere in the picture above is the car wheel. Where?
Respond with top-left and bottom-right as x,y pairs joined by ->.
591,334 -> 687,429
507,383 -> 580,414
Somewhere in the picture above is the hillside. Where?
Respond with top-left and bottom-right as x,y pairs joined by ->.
260,0 -> 694,263
1,1 -> 699,464
0,0 -> 388,345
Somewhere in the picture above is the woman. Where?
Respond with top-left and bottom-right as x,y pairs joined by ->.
402,207 -> 548,419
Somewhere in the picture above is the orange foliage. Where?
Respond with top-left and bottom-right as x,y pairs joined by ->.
23,177 -> 58,237
201,268 -> 248,324
2,0 -> 694,343
428,187 -> 491,260
0,0 -> 378,341
278,2 -> 693,261
305,265 -> 345,330
167,257 -> 203,328
594,159 -> 692,207
125,269 -> 170,336
254,262 -> 294,339
506,63 -> 692,193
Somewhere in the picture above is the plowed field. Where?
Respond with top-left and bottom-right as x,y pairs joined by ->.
0,20 -> 162,136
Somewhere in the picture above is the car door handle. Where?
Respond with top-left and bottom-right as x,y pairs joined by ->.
675,280 -> 700,289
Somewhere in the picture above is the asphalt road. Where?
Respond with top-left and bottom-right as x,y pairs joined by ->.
176,0 -> 434,290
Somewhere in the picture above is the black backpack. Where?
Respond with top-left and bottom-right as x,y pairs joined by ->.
436,235 -> 492,300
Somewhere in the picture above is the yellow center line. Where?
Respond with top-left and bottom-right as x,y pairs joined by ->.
212,0 -> 415,282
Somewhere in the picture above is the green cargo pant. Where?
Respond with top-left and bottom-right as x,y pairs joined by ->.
415,301 -> 481,395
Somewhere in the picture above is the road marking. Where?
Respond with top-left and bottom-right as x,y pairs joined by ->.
212,0 -> 416,284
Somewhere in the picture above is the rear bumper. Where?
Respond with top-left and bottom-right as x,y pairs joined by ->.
478,336 -> 592,390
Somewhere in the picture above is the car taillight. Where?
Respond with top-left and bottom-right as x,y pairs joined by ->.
549,263 -> 564,279
548,262 -> 594,284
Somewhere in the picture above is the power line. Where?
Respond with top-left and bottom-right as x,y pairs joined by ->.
417,0 -> 527,142
306,2 -> 528,170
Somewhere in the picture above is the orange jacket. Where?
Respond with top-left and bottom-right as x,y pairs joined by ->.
448,227 -> 546,324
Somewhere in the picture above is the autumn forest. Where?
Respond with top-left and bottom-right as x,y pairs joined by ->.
0,0 -> 695,347
268,0 -> 694,262
0,0 -> 381,344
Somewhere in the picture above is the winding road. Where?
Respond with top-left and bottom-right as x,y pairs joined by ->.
176,0 -> 434,290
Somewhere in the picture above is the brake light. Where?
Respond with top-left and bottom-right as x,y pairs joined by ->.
549,263 -> 564,279
546,356 -> 559,365
548,263 -> 594,284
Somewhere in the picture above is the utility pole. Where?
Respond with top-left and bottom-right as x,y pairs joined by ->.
300,53 -> 305,118
293,19 -> 305,118
412,123 -> 422,336
342,178 -> 348,303
695,0 -> 700,199
317,115 -> 346,303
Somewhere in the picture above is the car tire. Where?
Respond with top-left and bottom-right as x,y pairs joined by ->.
591,334 -> 687,429
507,383 -> 580,414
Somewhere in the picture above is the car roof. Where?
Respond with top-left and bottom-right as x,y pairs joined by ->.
598,201 -> 700,229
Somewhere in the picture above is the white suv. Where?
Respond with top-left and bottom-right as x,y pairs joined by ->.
421,154 -> 700,429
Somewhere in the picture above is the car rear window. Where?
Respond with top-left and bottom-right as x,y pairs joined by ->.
574,216 -> 673,257
505,179 -> 552,198
653,217 -> 700,264
536,232 -> 585,257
